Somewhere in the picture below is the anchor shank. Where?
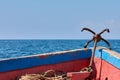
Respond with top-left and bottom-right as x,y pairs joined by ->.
89,40 -> 97,67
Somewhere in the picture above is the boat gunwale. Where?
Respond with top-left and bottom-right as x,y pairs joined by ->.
0,48 -> 90,61
95,47 -> 120,69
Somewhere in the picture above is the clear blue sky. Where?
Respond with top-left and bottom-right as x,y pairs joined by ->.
0,0 -> 120,39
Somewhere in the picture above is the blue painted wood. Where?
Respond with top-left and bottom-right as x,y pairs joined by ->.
95,49 -> 120,69
0,49 -> 92,72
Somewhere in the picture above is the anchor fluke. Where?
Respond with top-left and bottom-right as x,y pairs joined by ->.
99,28 -> 110,35
84,39 -> 93,48
81,27 -> 95,35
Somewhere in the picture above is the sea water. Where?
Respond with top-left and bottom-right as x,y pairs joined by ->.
0,40 -> 120,59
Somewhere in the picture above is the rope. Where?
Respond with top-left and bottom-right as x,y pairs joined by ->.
18,70 -> 70,80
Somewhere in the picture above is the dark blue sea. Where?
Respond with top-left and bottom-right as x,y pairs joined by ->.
0,40 -> 120,59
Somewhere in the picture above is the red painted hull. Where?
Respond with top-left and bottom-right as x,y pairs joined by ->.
94,58 -> 120,80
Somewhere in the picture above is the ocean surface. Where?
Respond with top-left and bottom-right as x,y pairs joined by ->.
0,40 -> 120,59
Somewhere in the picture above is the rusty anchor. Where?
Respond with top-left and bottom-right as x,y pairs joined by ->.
81,27 -> 111,67
80,28 -> 111,79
